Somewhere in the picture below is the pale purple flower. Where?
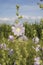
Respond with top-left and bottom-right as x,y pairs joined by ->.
18,35 -> 28,41
8,49 -> 14,56
12,23 -> 25,36
32,37 -> 39,44
0,43 -> 10,51
34,62 -> 40,65
32,45 -> 40,52
34,57 -> 40,61
35,45 -> 40,52
8,35 -> 14,41
35,47 -> 40,52
0,64 -> 1,65
34,57 -> 40,65
1,43 -> 6,49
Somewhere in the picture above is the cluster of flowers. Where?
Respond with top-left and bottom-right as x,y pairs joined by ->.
0,22 -> 43,65
0,43 -> 14,56
0,43 -> 14,65
34,57 -> 40,65
32,36 -> 43,65
0,22 -> 28,65
9,22 -> 28,41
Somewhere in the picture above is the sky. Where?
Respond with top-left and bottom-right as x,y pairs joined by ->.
0,0 -> 43,23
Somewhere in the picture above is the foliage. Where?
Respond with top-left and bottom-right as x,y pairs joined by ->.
0,19 -> 43,65
0,37 -> 43,65
0,19 -> 43,39
0,24 -> 11,39
24,22 -> 43,39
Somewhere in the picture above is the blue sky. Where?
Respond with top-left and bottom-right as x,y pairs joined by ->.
0,0 -> 43,17
0,0 -> 43,24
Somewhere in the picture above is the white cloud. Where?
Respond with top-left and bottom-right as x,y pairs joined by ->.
0,18 -> 10,21
0,16 -> 43,24
0,17 -> 17,21
0,16 -> 43,22
22,15 -> 29,19
0,17 -> 17,24
37,16 -> 43,19
22,15 -> 43,19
